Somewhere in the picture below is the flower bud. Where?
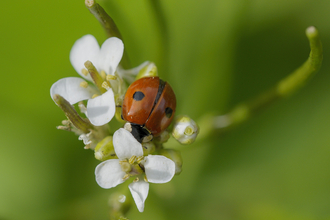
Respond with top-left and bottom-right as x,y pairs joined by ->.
142,142 -> 156,155
172,115 -> 199,144
153,130 -> 170,143
160,149 -> 183,175
94,136 -> 117,161
136,62 -> 158,79
108,192 -> 131,220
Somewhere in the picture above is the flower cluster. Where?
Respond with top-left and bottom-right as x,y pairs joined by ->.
50,35 -> 199,213
96,128 -> 175,212
51,35 -> 121,126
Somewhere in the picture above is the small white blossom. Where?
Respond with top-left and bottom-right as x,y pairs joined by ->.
172,115 -> 199,144
50,35 -> 124,126
95,128 -> 175,212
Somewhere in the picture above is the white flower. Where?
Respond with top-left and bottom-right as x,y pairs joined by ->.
50,35 -> 124,126
117,61 -> 153,84
70,34 -> 124,78
95,128 -> 175,212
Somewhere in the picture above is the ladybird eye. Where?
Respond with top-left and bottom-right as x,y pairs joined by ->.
165,107 -> 173,118
133,91 -> 145,101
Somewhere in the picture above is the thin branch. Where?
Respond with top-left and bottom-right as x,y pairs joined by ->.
148,0 -> 168,72
85,0 -> 122,39
85,0 -> 130,68
213,26 -> 323,132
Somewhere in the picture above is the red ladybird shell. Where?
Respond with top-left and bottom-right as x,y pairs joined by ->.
122,77 -> 176,136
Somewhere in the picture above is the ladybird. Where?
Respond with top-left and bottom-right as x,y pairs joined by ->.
122,76 -> 176,142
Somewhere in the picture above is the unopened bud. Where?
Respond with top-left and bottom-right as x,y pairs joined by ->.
108,192 -> 131,219
94,136 -> 117,161
172,115 -> 199,144
160,149 -> 183,175
142,142 -> 156,155
153,130 -> 170,143
136,62 -> 158,80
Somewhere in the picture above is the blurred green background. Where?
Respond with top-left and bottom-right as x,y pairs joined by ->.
1,0 -> 330,219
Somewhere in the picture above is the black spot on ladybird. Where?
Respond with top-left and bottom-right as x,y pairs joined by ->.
133,91 -> 145,101
165,107 -> 173,118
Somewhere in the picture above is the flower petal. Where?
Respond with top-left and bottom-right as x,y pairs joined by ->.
128,181 -> 149,212
117,61 -> 151,84
113,128 -> 143,160
144,155 -> 175,183
86,89 -> 115,126
97,37 -> 124,75
70,35 -> 100,81
95,159 -> 126,189
50,77 -> 95,104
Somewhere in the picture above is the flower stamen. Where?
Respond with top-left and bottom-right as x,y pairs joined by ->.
129,156 -> 137,164
56,125 -> 71,131
79,81 -> 88,88
92,94 -> 99,99
136,156 -> 144,164
106,74 -> 117,81
123,174 -> 130,181
78,102 -> 87,114
81,68 -> 89,76
62,120 -> 70,126
78,131 -> 93,146
144,175 -> 148,182
100,70 -> 106,80
102,81 -> 111,90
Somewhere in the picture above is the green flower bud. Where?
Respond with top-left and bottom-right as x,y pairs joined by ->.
153,130 -> 170,144
94,136 -> 117,161
108,192 -> 131,220
136,62 -> 158,79
172,115 -> 199,145
160,149 -> 183,175
142,142 -> 156,155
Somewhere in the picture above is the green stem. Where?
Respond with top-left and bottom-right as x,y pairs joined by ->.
277,26 -> 323,96
108,182 -> 132,220
213,26 -> 323,132
85,0 -> 130,68
85,0 -> 122,39
148,0 -> 168,72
